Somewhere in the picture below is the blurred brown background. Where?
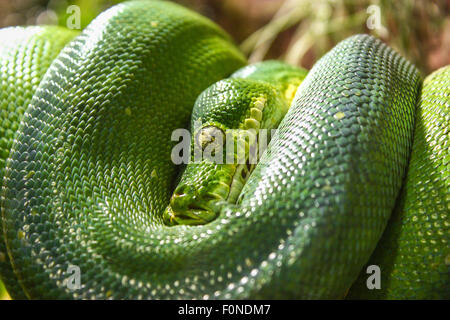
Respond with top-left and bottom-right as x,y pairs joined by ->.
0,0 -> 448,75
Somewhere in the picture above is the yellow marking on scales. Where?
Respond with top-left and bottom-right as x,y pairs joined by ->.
284,83 -> 300,104
25,170 -> 35,179
253,96 -> 266,111
250,108 -> 262,121
244,119 -> 259,130
17,230 -> 26,240
242,96 -> 266,131
334,111 -> 346,120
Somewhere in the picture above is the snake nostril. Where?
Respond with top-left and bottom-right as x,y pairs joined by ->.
174,190 -> 184,197
174,185 -> 188,196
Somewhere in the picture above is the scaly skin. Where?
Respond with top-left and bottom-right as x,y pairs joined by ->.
0,0 -> 446,299
348,66 -> 450,299
0,26 -> 79,299
1,1 -> 246,299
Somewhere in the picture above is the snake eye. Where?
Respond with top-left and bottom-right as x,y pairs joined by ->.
195,126 -> 225,152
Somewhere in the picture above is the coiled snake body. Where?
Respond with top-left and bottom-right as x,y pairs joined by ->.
0,1 -> 448,299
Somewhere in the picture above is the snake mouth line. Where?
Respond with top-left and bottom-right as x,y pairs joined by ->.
163,185 -> 228,226
164,202 -> 215,226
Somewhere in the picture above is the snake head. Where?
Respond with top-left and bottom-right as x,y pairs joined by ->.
163,78 -> 289,227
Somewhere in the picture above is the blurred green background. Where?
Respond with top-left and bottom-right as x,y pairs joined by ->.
0,0 -> 448,300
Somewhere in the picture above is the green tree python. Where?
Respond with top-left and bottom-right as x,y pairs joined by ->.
0,1 -> 448,299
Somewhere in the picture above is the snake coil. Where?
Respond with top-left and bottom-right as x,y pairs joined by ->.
0,1 -> 448,299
